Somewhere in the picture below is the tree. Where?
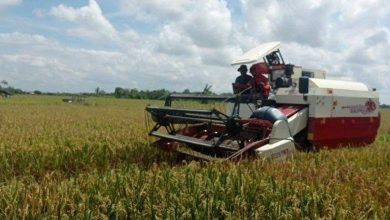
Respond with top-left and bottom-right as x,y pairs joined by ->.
129,89 -> 138,98
201,84 -> 213,104
202,84 -> 213,95
114,87 -> 126,98
1,80 -> 8,87
95,87 -> 100,95
0,80 -> 8,89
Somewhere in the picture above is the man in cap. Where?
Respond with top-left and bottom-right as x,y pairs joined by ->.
233,65 -> 252,94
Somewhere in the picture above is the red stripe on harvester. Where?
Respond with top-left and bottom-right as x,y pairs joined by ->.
308,116 -> 380,149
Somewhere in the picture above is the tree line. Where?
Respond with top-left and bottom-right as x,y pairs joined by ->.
113,84 -> 221,99
0,80 -> 24,95
113,87 -> 170,99
2,80 -> 390,105
1,80 -> 232,100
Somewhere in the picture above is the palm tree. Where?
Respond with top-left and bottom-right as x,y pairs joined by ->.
1,80 -> 8,87
202,84 -> 212,95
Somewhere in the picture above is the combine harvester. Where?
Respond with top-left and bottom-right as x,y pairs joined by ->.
146,42 -> 380,160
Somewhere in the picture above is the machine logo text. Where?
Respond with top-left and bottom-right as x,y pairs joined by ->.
342,99 -> 376,114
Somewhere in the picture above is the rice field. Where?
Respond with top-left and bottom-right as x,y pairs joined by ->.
0,95 -> 389,219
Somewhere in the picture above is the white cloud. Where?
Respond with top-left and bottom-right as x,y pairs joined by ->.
0,32 -> 48,45
49,0 -> 119,41
179,1 -> 232,48
118,0 -> 232,49
0,0 -> 21,10
156,25 -> 197,56
0,31 -> 219,93
241,0 -> 334,47
0,32 -> 128,91
118,0 -> 188,21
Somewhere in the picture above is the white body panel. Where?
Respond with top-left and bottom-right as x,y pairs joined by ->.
287,108 -> 309,136
332,91 -> 378,117
256,120 -> 295,159
275,78 -> 380,118
255,140 -> 295,160
231,42 -> 281,65
269,120 -> 291,144
275,86 -> 306,105
255,108 -> 308,159
310,78 -> 368,91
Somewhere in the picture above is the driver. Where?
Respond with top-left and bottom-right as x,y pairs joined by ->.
233,65 -> 252,94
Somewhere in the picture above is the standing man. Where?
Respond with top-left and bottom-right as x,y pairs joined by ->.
233,65 -> 252,94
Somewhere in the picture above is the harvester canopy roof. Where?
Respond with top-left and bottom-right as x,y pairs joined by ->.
231,41 -> 281,66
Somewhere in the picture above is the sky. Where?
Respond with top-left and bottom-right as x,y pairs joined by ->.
0,0 -> 389,103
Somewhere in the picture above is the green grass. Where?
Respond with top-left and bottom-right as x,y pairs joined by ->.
0,95 -> 389,219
